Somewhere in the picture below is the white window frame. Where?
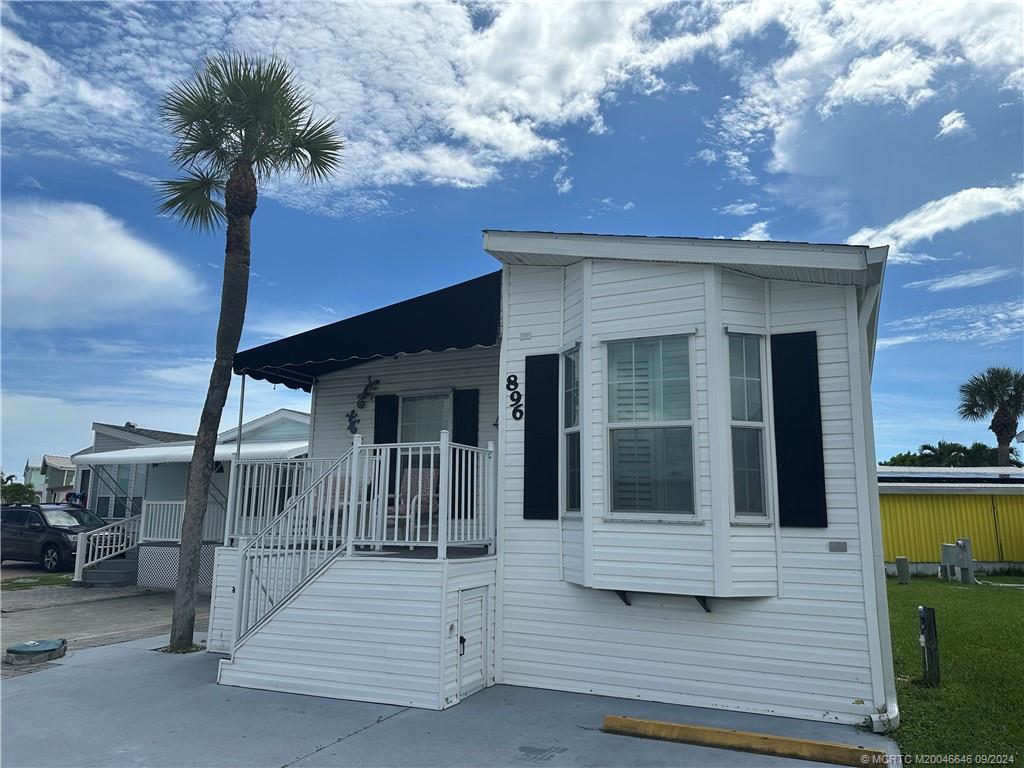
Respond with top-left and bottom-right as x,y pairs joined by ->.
562,344 -> 582,516
727,332 -> 774,525
603,333 -> 698,519
397,390 -> 453,443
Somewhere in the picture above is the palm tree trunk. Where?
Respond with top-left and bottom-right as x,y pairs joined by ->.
169,160 -> 256,651
990,408 -> 1016,468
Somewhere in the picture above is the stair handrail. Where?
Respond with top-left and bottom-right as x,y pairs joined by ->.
72,514 -> 142,582
234,447 -> 356,644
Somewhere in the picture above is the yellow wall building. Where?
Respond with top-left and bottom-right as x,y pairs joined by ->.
878,467 -> 1024,565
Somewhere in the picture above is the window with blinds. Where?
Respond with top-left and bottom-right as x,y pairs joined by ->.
729,334 -> 768,518
607,336 -> 694,515
399,394 -> 451,443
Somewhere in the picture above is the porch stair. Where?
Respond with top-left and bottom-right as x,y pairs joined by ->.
223,434 -> 496,664
79,549 -> 138,587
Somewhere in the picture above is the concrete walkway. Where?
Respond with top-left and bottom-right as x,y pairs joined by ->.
2,634 -> 896,768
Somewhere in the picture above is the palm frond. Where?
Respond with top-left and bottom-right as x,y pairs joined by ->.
280,115 -> 346,182
957,367 -> 1024,421
156,170 -> 227,232
159,52 -> 344,215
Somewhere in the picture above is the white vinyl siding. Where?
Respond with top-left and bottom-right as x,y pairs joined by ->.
219,558 -> 447,708
501,261 -> 878,725
587,261 -> 713,593
219,555 -> 495,709
442,558 -> 497,707
207,546 -> 239,653
310,346 -> 500,457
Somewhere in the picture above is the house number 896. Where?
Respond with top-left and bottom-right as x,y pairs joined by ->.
506,375 -> 524,420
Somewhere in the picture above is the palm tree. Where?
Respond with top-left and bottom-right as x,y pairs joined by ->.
957,366 -> 1024,467
157,54 -> 343,651
919,440 -> 967,467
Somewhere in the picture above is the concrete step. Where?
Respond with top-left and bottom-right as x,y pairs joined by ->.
82,573 -> 137,587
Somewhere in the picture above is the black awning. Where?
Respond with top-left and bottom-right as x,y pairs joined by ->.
234,271 -> 502,391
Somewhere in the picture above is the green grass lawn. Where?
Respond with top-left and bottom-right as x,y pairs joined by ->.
887,576 -> 1024,759
0,572 -> 73,591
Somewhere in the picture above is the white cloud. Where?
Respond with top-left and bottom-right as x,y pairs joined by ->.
1,200 -> 203,330
903,266 -> 1018,292
1,1 -> 1020,214
16,175 -> 43,190
1,379 -> 309,474
738,220 -> 771,240
935,109 -> 970,139
553,164 -> 573,195
244,309 -> 341,341
646,1 -> 1023,179
718,200 -> 763,216
847,179 -> 1024,262
878,299 -> 1024,348
820,45 -> 939,115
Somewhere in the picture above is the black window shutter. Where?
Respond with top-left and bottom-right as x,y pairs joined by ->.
523,354 -> 560,520
452,389 -> 480,447
770,331 -> 828,527
373,394 -> 399,443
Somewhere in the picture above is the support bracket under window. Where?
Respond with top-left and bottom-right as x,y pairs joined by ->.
614,590 -> 631,606
694,596 -> 711,613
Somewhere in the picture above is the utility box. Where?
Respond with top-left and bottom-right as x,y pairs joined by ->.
939,544 -> 957,581
939,539 -> 975,583
955,538 -> 975,584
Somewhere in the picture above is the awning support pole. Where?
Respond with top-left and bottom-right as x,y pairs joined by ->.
225,374 -> 246,546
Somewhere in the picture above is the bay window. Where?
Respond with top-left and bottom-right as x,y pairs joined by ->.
729,334 -> 767,518
607,336 -> 694,515
563,346 -> 581,512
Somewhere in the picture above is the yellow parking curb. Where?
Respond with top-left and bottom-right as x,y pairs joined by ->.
601,715 -> 887,766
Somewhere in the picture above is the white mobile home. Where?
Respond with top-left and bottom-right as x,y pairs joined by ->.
207,231 -> 898,730
71,410 -> 309,590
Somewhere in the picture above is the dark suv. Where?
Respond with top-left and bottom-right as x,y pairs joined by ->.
0,504 -> 107,572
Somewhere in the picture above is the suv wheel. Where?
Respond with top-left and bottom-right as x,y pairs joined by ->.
41,544 -> 61,573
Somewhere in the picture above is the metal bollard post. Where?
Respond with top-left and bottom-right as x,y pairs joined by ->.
918,605 -> 940,686
895,556 -> 911,585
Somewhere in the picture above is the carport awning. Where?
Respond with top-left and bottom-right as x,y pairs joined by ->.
72,440 -> 308,466
232,270 -> 502,392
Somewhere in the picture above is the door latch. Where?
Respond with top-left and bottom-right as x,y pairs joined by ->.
459,636 -> 466,656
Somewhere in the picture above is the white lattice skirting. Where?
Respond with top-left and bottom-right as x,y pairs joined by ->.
138,544 -> 216,592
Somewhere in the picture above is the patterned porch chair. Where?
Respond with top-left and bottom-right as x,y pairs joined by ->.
395,466 -> 440,541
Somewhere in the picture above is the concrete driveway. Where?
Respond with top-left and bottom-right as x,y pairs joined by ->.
2,633 -> 896,768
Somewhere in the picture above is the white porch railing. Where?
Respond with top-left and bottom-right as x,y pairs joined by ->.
227,457 -> 342,542
72,515 -> 142,582
231,432 -> 496,643
140,500 -> 227,543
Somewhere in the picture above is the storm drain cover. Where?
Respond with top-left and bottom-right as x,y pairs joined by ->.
4,639 -> 67,666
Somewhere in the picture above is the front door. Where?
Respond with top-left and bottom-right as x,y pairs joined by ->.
458,587 -> 487,699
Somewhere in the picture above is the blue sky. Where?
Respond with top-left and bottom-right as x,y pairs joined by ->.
2,1 -> 1022,475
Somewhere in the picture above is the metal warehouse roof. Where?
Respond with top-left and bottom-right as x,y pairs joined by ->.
72,439 -> 308,466
877,465 -> 1024,495
877,466 -> 1024,483
233,271 -> 502,391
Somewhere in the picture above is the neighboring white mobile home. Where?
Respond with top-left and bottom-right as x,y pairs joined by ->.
71,410 -> 309,590
207,231 -> 898,731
